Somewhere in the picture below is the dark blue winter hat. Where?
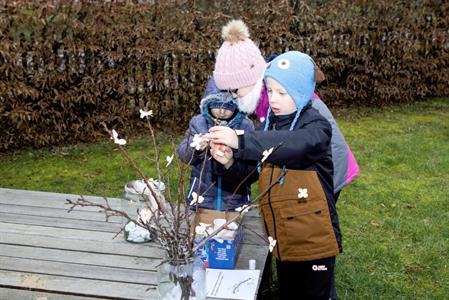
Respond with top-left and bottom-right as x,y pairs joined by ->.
208,101 -> 237,111
200,92 -> 238,114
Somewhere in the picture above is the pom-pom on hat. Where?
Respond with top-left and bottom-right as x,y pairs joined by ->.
213,20 -> 266,90
264,51 -> 316,113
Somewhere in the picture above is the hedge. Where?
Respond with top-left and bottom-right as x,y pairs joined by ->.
0,0 -> 447,150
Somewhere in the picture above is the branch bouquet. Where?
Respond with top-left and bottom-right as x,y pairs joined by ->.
66,107 -> 281,300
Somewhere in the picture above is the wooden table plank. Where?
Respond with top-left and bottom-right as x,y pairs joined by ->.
0,256 -> 157,285
0,211 -> 122,233
0,270 -> 158,300
0,287 -> 101,300
0,232 -> 166,258
0,188 -> 158,217
0,244 -> 162,270
0,222 -> 128,242
0,188 -> 124,211
0,203 -> 122,223
234,245 -> 269,270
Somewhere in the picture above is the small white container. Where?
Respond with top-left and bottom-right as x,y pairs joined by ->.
249,259 -> 256,270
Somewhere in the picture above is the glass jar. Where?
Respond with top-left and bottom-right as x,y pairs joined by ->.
122,180 -> 152,243
157,256 -> 206,300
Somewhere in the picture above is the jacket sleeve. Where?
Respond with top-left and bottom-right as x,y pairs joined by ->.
241,118 -> 255,132
236,117 -> 332,169
177,117 -> 208,165
213,157 -> 259,186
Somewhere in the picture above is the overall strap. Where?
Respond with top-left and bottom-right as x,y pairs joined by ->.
216,176 -> 222,211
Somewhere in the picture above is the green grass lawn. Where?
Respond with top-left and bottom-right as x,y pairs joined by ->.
334,98 -> 449,299
0,131 -> 183,197
1,98 -> 448,299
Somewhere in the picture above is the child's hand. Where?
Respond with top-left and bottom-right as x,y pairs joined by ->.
210,141 -> 234,169
205,126 -> 239,149
214,143 -> 227,157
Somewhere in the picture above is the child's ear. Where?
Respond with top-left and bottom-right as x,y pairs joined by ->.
314,64 -> 325,83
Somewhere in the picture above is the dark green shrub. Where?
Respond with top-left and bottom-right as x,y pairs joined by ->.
0,0 -> 447,150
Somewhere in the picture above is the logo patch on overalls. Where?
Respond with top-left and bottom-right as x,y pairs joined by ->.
312,265 -> 328,271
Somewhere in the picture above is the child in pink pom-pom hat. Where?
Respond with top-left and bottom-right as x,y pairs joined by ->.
203,20 -> 359,300
204,19 -> 359,199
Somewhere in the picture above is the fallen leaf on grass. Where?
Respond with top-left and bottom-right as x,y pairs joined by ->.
80,172 -> 101,178
404,265 -> 422,273
370,220 -> 381,227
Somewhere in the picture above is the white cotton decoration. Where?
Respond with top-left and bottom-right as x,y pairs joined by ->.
268,236 -> 277,252
189,192 -> 204,206
111,129 -> 126,145
297,188 -> 308,199
261,147 -> 274,163
139,109 -> 153,119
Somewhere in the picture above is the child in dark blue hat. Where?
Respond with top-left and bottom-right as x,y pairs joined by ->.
177,92 -> 254,211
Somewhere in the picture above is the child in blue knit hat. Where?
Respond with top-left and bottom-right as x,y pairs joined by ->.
207,51 -> 342,299
177,92 -> 254,211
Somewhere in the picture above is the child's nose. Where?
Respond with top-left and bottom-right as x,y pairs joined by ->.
269,95 -> 278,103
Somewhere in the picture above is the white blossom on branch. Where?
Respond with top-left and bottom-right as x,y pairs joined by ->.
189,134 -> 208,151
138,208 -> 153,224
235,204 -> 251,214
268,236 -> 277,253
139,109 -> 153,119
111,129 -> 127,145
261,147 -> 274,163
165,154 -> 174,167
189,192 -> 204,206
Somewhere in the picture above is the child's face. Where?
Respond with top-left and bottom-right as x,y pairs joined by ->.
210,108 -> 234,120
266,78 -> 296,115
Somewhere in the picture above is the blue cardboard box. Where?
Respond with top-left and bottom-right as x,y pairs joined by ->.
193,208 -> 244,269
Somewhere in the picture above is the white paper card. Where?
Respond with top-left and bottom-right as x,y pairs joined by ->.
206,268 -> 261,300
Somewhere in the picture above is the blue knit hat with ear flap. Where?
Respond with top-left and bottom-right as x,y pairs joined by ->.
258,51 -> 317,182
264,51 -> 316,118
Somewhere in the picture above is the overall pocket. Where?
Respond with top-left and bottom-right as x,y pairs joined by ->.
279,203 -> 338,261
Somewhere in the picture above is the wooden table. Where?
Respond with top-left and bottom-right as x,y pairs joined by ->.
0,188 -> 270,300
